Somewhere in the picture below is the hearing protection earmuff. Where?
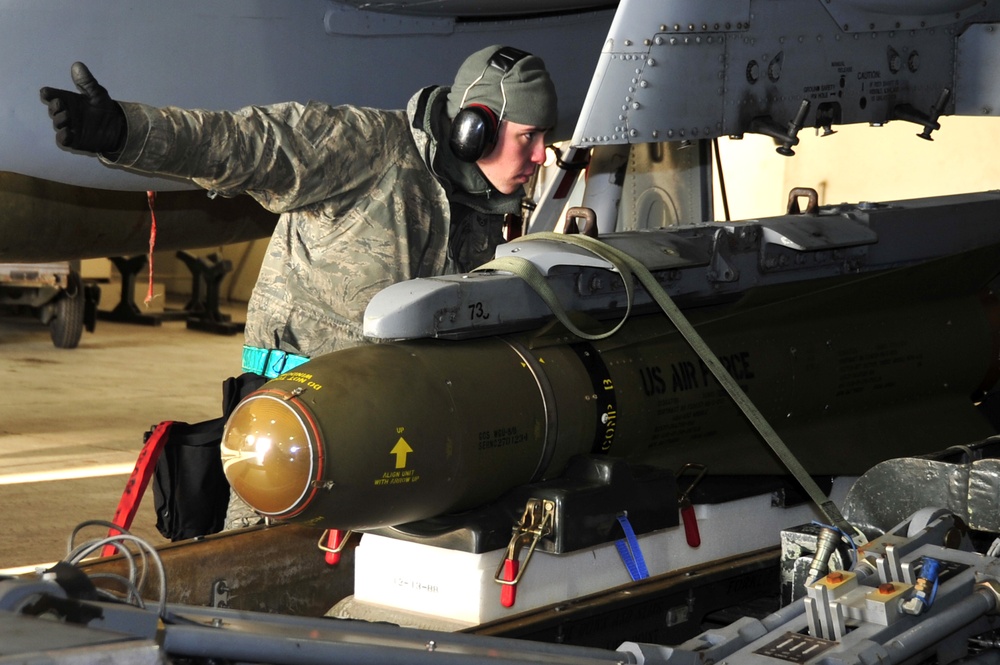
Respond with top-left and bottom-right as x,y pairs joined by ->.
449,47 -> 530,163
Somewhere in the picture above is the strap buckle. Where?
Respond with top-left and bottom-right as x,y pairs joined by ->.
242,345 -> 310,379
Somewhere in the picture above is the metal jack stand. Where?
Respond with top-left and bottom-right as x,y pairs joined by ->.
99,255 -> 188,326
176,251 -> 245,335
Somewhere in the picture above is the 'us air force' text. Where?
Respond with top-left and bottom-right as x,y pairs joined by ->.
641,351 -> 754,395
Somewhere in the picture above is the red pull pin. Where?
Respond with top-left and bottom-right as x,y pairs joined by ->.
500,558 -> 519,607
676,463 -> 707,549
681,502 -> 701,548
325,529 -> 345,565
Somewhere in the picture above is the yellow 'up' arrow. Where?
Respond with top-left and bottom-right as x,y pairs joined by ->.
391,438 -> 413,469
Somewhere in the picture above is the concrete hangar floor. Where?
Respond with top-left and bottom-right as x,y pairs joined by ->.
0,299 -> 246,573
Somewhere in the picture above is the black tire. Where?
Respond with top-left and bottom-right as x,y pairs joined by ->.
49,272 -> 85,349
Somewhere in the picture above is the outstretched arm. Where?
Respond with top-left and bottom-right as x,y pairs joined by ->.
39,63 -> 393,214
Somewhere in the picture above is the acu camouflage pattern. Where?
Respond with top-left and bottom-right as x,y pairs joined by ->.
110,87 -> 506,357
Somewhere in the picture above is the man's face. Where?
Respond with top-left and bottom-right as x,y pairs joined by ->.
476,120 -> 548,195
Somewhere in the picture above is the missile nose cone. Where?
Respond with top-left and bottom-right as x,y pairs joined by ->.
221,393 -> 319,517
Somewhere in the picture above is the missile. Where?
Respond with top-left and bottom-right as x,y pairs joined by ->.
220,233 -> 1000,531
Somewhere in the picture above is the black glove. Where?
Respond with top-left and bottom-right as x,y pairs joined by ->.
39,62 -> 127,157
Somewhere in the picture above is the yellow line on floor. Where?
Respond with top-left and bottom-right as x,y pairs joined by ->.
0,463 -> 134,485
0,562 -> 57,576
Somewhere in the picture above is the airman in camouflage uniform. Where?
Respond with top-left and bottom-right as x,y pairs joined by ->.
109,88 -> 513,357
40,45 -> 557,532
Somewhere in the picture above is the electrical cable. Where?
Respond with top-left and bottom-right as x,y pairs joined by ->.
63,520 -> 167,619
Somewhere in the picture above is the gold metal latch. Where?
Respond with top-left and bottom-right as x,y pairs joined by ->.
494,498 -> 555,607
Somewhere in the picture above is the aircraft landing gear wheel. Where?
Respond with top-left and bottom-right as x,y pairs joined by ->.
49,271 -> 85,349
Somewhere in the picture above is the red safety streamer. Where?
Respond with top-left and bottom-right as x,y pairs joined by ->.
144,191 -> 157,305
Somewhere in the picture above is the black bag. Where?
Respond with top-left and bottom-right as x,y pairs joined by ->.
151,418 -> 229,541
151,372 -> 268,541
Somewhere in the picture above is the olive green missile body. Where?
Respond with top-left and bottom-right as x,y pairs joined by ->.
221,243 -> 1000,531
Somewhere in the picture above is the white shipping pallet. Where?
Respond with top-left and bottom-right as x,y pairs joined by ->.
331,476 -> 854,628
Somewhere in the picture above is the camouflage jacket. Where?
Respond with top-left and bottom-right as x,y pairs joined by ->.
108,86 -> 521,357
